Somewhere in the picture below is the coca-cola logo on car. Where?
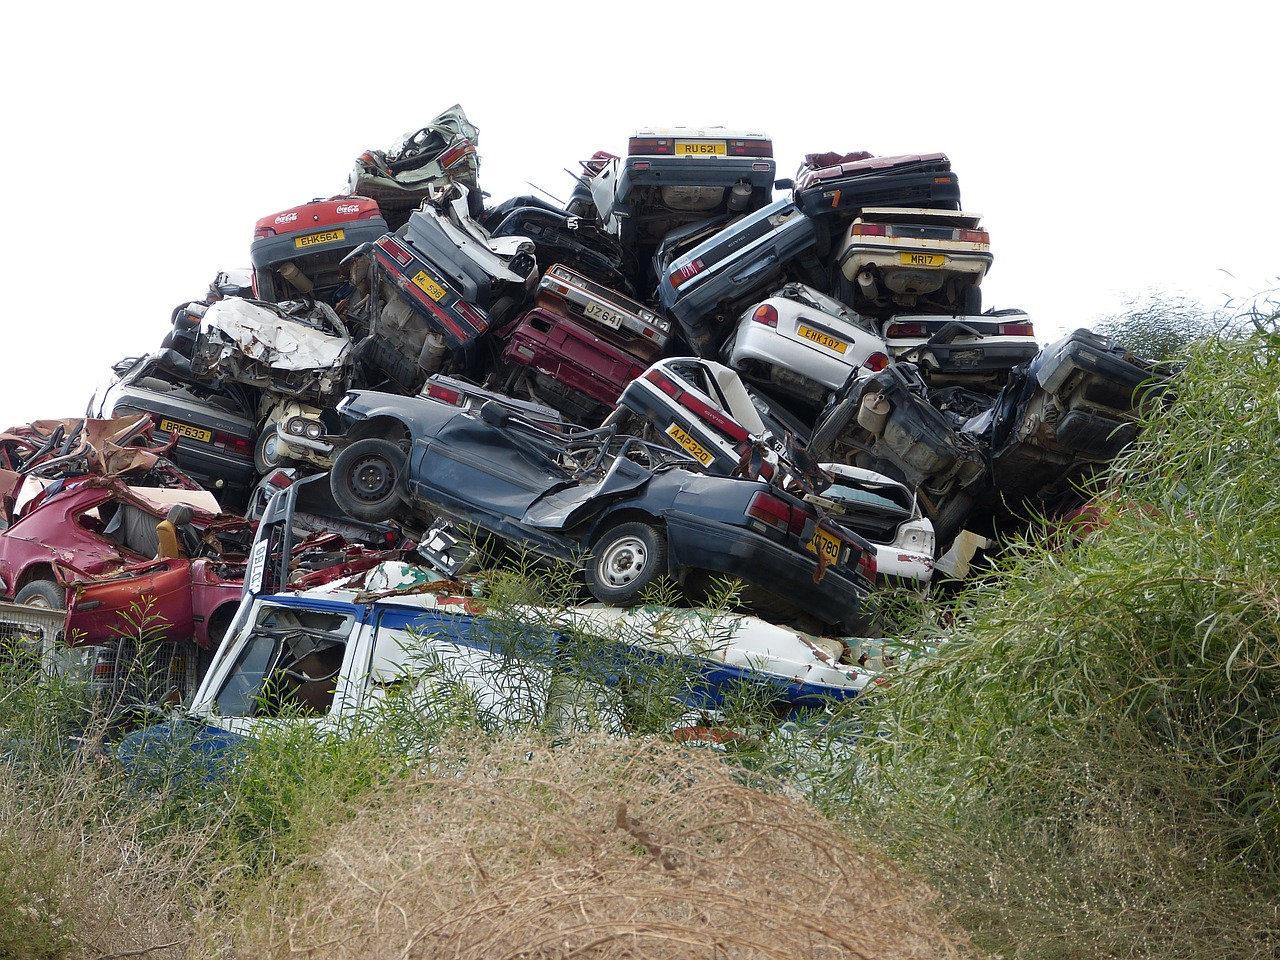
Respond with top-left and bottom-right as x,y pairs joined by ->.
274,212 -> 298,225
335,204 -> 361,215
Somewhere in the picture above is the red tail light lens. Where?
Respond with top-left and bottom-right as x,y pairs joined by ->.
998,322 -> 1035,337
425,383 -> 462,406
216,433 -> 254,456
628,137 -> 673,156
439,141 -> 476,171
851,223 -> 888,237
727,139 -> 774,158
751,304 -> 779,328
671,259 -> 706,288
863,352 -> 889,372
454,298 -> 489,331
884,322 -> 929,339
746,491 -> 794,535
857,548 -> 877,581
378,236 -> 414,266
957,228 -> 989,244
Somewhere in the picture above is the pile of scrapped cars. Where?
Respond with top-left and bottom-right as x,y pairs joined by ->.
3,105 -> 1175,703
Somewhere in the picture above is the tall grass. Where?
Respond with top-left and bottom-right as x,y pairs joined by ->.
823,302 -> 1280,958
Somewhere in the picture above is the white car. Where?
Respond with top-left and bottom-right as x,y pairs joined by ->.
812,463 -> 936,591
880,308 -> 1038,389
836,206 -> 993,316
720,282 -> 889,409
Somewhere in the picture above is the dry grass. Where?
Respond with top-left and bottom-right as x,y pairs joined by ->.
238,733 -> 978,960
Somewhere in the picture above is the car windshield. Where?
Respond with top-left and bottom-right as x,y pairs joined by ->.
214,604 -> 355,718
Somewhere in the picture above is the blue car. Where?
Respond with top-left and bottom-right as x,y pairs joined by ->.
326,390 -> 877,633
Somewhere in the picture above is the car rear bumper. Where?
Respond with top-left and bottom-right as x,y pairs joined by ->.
664,509 -> 869,631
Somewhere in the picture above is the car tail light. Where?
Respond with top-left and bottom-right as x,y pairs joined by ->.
727,139 -> 774,158
264,469 -> 293,490
850,222 -> 888,237
751,304 -> 779,328
644,370 -> 749,442
957,228 -> 989,244
215,432 -> 253,456
454,298 -> 489,331
628,137 -> 673,156
425,382 -> 463,406
884,321 -> 929,339
439,141 -> 476,171
378,235 -> 414,266
670,258 -> 707,288
863,352 -> 889,372
857,547 -> 877,581
746,491 -> 792,535
998,321 -> 1035,337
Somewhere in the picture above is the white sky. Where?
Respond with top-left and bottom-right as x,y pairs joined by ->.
2,1 -> 1276,430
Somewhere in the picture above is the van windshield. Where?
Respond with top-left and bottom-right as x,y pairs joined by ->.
214,603 -> 356,718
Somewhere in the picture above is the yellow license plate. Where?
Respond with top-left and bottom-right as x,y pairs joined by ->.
665,423 -> 715,466
412,271 -> 447,301
675,141 -> 726,156
294,228 -> 345,249
159,418 -> 212,443
797,325 -> 848,354
899,251 -> 946,267
806,526 -> 843,564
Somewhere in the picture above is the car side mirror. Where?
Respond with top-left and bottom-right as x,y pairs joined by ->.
773,178 -> 794,191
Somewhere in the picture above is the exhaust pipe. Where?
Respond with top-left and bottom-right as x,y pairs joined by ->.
277,261 -> 314,295
856,270 -> 878,298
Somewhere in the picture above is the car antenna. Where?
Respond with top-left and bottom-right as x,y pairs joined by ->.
526,181 -> 565,206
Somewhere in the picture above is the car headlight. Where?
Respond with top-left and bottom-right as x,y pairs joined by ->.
304,421 -> 323,440
286,418 -> 306,436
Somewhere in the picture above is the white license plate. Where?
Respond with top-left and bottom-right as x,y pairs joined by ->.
583,300 -> 624,329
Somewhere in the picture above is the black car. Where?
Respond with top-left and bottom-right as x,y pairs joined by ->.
87,353 -> 259,512
326,390 -> 878,633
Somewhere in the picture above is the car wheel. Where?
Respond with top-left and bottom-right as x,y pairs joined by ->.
961,284 -> 982,315
15,579 -> 65,610
329,437 -> 407,523
586,522 -> 667,607
809,397 -> 855,458
254,427 -> 295,475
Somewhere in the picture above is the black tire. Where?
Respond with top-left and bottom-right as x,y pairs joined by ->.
809,397 -> 856,458
16,579 -> 65,610
586,522 -> 667,607
329,437 -> 407,523
961,284 -> 982,316
254,426 -> 295,475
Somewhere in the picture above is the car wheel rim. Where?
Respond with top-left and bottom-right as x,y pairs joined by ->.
598,536 -> 647,588
350,456 -> 396,502
261,435 -> 280,466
